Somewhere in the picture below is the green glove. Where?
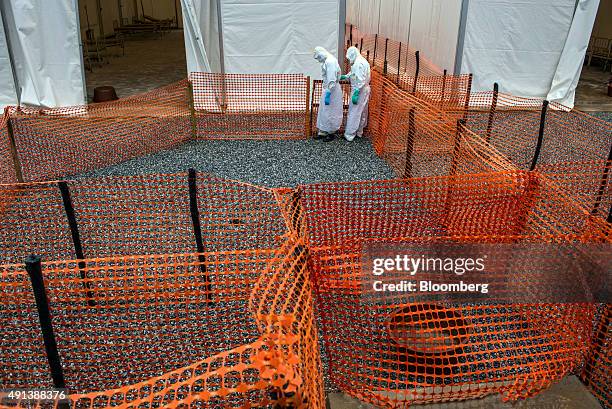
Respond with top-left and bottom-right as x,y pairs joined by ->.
351,88 -> 360,104
340,74 -> 348,81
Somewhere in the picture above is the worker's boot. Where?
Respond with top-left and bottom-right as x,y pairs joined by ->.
323,133 -> 336,142
314,131 -> 328,140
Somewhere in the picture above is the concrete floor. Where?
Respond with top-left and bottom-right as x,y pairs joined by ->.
574,64 -> 612,112
85,29 -> 187,101
327,376 -> 603,409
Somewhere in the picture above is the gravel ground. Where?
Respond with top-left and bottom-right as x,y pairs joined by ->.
590,111 -> 612,123
76,137 -> 395,187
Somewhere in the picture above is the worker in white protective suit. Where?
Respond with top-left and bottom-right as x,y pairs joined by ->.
313,47 -> 343,142
341,46 -> 371,142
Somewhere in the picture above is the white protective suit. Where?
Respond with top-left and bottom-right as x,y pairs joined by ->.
314,47 -> 343,135
344,46 -> 371,141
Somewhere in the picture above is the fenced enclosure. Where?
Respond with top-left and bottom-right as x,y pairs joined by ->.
0,25 -> 610,409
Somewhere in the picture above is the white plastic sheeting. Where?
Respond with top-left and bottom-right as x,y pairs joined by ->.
346,0 -> 461,73
547,0 -> 600,106
221,0 -> 339,78
460,0 -> 598,107
183,0 -> 340,79
1,0 -> 85,108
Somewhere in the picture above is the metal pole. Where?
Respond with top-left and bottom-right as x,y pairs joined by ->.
530,100 -> 549,171
5,116 -> 24,183
349,24 -> 353,45
413,51 -> 420,94
215,0 -> 227,108
359,37 -> 363,52
404,108 -> 415,178
450,119 -> 465,176
305,76 -> 311,137
454,0 -> 470,75
366,50 -> 370,63
58,182 -> 96,307
0,1 -> 22,106
592,144 -> 612,216
188,169 -> 212,304
485,82 -> 499,142
25,255 -> 67,389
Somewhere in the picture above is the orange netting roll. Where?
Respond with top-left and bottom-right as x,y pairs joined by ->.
0,233 -> 323,409
581,305 -> 611,408
190,73 -> 310,140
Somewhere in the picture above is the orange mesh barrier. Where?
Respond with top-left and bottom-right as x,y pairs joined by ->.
0,110 -> 19,184
464,91 -> 612,219
299,171 -> 611,407
7,81 -> 191,182
190,72 -> 310,140
581,305 -> 611,407
0,233 -> 323,408
367,71 -> 513,179
0,173 -> 288,265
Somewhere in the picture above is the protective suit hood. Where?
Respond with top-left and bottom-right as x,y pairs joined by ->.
346,46 -> 360,64
314,46 -> 331,63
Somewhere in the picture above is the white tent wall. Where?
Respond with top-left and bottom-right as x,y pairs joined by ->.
345,0 -> 461,73
0,12 -> 18,109
2,0 -> 86,108
220,0 -> 340,78
181,0 -> 217,73
460,0 -> 598,107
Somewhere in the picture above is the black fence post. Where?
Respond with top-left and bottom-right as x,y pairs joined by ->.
463,73 -> 473,123
58,181 -> 95,307
366,50 -> 370,63
440,69 -> 447,108
592,144 -> 612,216
404,108 -> 415,179
373,34 -> 378,63
530,100 -> 549,171
397,42 -> 402,84
413,51 -> 420,94
26,255 -> 66,389
359,38 -> 363,52
450,119 -> 466,176
485,82 -> 499,143
383,38 -> 389,74
188,168 -> 212,304
349,24 -> 353,45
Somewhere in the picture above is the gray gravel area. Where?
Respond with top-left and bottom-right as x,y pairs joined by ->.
76,137 -> 395,187
590,111 -> 612,123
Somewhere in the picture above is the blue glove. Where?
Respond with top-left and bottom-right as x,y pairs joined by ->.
351,89 -> 360,105
324,90 -> 331,105
340,74 -> 348,81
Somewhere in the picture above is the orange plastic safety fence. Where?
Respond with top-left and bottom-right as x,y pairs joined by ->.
190,73 -> 310,140
298,170 -> 611,407
581,305 -> 611,408
367,71 -> 514,179
0,110 -> 19,184
7,81 -> 191,182
464,91 -> 612,219
0,233 -> 323,408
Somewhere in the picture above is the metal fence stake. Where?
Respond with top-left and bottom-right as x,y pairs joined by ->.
404,108 -> 415,178
486,82 -> 499,143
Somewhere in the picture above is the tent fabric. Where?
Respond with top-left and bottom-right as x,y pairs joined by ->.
460,0 -> 578,100
181,0 -> 214,73
346,0 -> 461,73
1,0 -> 86,108
220,0 -> 340,78
547,0 -> 600,107
0,12 -> 18,109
